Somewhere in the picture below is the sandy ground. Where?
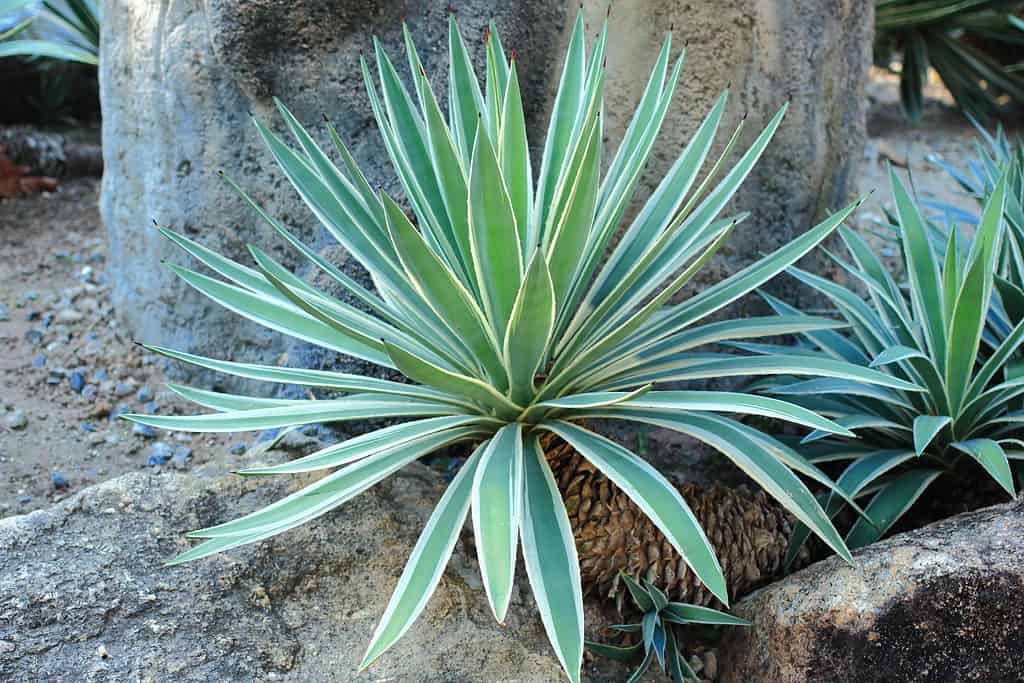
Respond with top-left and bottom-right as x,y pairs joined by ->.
0,178 -> 241,514
0,71 -> 1016,518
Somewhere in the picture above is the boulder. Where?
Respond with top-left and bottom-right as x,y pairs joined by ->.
0,465 -> 575,681
717,499 -> 1024,683
99,0 -> 871,390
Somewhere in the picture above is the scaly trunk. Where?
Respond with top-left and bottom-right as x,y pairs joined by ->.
542,434 -> 801,609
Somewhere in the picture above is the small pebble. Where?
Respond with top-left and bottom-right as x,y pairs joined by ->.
96,644 -> 109,659
24,329 -> 43,345
31,355 -> 45,368
69,371 -> 86,393
147,442 -> 173,466
93,369 -> 109,382
81,423 -> 97,432
0,303 -> 8,321
82,384 -> 98,399
110,404 -> 130,421
23,291 -> 38,302
136,385 -> 154,403
229,443 -> 247,455
25,310 -> 40,321
702,651 -> 718,679
170,446 -> 193,470
55,308 -> 84,323
688,655 -> 704,675
51,471 -> 69,490
4,409 -> 27,430
41,312 -> 53,328
132,423 -> 157,438
142,402 -> 158,414
113,382 -> 135,397
16,495 -> 31,505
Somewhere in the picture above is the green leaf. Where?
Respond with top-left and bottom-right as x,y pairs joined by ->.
596,390 -> 855,437
951,439 -> 1017,497
499,59 -> 532,256
143,344 -> 469,408
609,354 -> 924,393
543,421 -> 728,604
412,60 -> 473,287
472,424 -> 524,623
620,573 -> 656,612
535,386 -> 653,411
661,603 -> 750,627
913,415 -> 951,455
945,174 -> 1006,413
468,122 -> 523,334
359,441 -> 484,669
123,395 -> 457,433
545,106 -> 602,310
503,250 -> 555,405
520,434 -> 584,683
165,384 -> 300,412
584,641 -> 643,662
533,9 -> 586,240
846,469 -> 943,548
890,168 -> 946,364
238,416 -> 489,475
0,39 -> 97,64
168,429 -> 473,562
447,15 -> 485,165
870,345 -> 928,367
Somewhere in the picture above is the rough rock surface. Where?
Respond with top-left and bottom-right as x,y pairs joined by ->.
717,499 -> 1024,683
100,0 -> 871,389
0,465 -> 573,682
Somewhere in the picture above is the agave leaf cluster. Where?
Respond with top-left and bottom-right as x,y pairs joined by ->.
586,573 -> 746,683
750,168 -> 1019,564
124,14 -> 896,681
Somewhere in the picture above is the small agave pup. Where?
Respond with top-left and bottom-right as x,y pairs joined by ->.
586,573 -> 747,682
749,168 -> 1019,566
125,13 -> 906,682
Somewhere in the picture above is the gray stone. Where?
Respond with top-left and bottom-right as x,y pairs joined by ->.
0,466 -> 568,681
100,0 -> 869,391
55,308 -> 84,323
3,410 -> 27,431
718,499 -> 1024,683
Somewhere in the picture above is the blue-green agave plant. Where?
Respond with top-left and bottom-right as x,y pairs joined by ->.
123,13 -> 901,681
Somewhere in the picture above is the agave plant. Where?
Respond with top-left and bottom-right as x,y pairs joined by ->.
875,0 -> 1024,121
586,573 -> 747,682
124,13 -> 904,681
0,0 -> 99,65
748,168 -> 1019,565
